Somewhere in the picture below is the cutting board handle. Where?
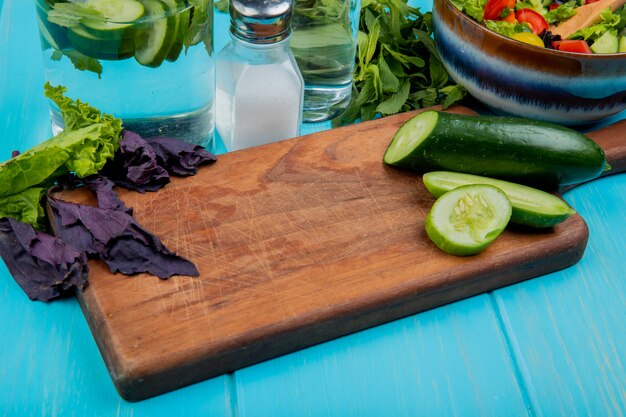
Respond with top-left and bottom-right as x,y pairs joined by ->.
561,118 -> 626,193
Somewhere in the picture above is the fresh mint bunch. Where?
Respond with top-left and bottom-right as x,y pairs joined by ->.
335,0 -> 466,126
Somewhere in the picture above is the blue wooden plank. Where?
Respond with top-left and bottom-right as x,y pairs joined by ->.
493,175 -> 626,417
234,295 -> 530,417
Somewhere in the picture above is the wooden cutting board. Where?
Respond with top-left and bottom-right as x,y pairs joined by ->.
68,106 -> 626,401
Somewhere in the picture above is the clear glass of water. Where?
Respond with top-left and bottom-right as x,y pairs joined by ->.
35,0 -> 215,147
290,0 -> 361,123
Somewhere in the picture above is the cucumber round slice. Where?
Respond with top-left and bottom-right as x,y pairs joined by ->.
425,184 -> 512,256
423,171 -> 576,228
134,0 -> 176,67
68,24 -> 135,60
81,0 -> 145,31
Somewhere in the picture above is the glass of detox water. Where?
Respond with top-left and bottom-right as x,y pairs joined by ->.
35,0 -> 215,147
290,0 -> 361,123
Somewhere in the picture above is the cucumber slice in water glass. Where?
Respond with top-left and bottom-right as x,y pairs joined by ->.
425,184 -> 512,256
81,0 -> 145,31
135,0 -> 176,67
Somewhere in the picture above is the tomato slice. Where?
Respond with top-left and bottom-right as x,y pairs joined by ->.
515,8 -> 549,34
549,3 -> 559,10
552,40 -> 593,53
484,0 -> 509,20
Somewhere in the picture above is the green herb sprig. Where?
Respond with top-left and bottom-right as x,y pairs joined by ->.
335,0 -> 466,126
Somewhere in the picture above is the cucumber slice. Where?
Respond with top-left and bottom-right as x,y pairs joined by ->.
68,24 -> 135,60
167,6 -> 191,62
618,35 -> 626,53
134,0 -> 176,67
36,0 -> 70,50
383,110 -> 606,188
80,0 -> 145,31
425,184 -> 512,256
590,30 -> 619,54
423,171 -> 576,228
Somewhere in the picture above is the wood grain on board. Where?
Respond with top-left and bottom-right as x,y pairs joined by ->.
63,107 -> 626,401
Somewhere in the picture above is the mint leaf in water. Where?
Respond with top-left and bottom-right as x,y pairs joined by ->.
47,2 -> 103,29
61,50 -> 103,78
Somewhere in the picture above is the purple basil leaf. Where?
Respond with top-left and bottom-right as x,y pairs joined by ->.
47,195 -> 198,279
103,223 -> 200,278
0,217 -> 88,302
146,136 -> 217,176
11,150 -> 20,158
84,175 -> 132,215
102,130 -> 170,192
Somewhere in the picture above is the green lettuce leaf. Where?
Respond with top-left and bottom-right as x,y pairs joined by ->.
570,7 -> 622,40
485,20 -> 531,37
0,84 -> 123,227
544,1 -> 577,24
515,0 -> 547,15
0,188 -> 47,229
451,0 -> 488,22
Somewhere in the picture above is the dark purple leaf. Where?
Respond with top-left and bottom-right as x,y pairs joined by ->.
47,194 -> 199,279
11,150 -> 20,158
83,175 -> 132,215
102,130 -> 170,192
146,136 -> 217,176
0,217 -> 88,301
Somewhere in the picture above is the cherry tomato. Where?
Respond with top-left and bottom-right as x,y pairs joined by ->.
515,8 -> 550,34
506,0 -> 516,8
484,0 -> 509,20
552,40 -> 593,53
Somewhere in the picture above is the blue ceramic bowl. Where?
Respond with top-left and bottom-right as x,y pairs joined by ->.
433,0 -> 626,125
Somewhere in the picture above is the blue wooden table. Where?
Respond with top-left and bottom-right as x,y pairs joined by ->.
1,1 -> 625,415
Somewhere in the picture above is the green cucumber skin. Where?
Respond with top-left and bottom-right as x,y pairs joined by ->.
385,111 -> 607,188
423,171 -> 575,228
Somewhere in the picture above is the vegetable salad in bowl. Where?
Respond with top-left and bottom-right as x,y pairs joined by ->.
452,0 -> 626,53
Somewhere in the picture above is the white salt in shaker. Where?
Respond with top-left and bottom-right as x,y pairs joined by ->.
216,0 -> 304,152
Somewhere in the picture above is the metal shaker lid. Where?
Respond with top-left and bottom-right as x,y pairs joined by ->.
229,0 -> 293,43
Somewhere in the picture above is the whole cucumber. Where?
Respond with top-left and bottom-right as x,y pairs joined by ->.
383,110 -> 607,188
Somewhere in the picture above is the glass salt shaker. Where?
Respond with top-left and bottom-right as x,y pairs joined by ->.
216,0 -> 304,152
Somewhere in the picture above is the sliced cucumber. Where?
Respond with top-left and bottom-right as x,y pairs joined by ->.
618,35 -> 626,53
590,30 -> 619,54
425,184 -> 512,256
383,110 -> 606,188
135,0 -> 176,67
423,171 -> 576,228
68,24 -> 135,60
36,0 -> 70,50
167,6 -> 191,62
80,0 -> 145,31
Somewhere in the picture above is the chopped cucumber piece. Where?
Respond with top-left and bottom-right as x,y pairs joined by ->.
618,35 -> 626,53
134,0 -> 176,67
425,184 -> 512,256
81,0 -> 145,31
423,171 -> 576,228
590,30 -> 619,54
